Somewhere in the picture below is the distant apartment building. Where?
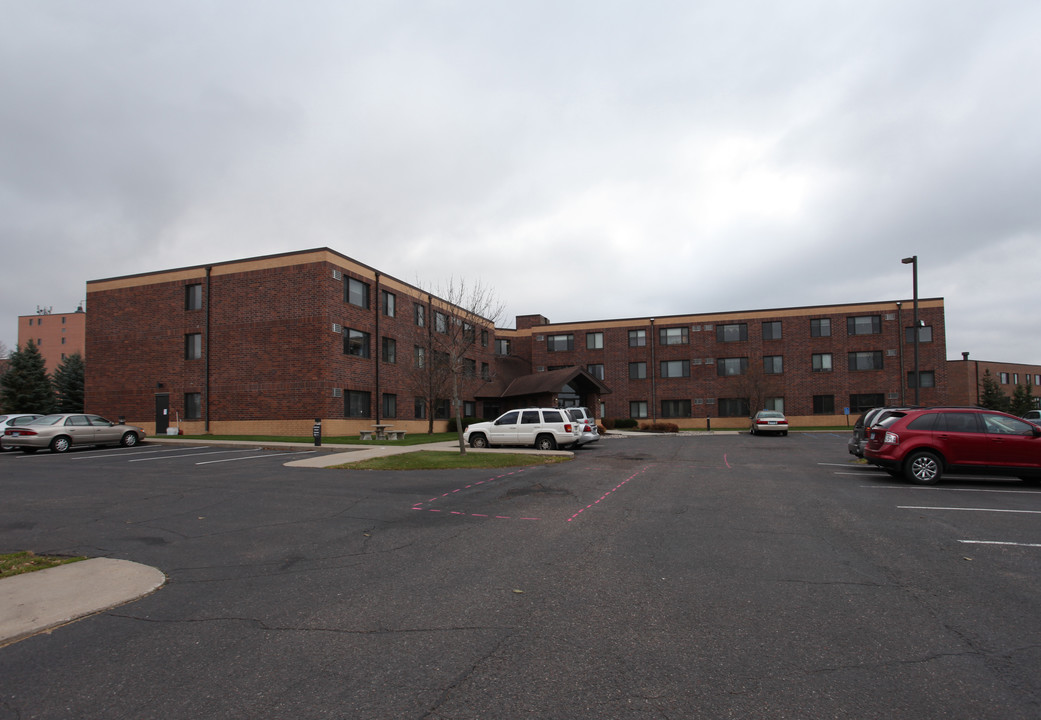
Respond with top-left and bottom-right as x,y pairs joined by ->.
948,354 -> 1041,408
83,248 -> 954,435
17,308 -> 86,373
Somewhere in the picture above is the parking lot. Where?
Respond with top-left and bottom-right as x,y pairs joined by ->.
2,432 -> 1041,718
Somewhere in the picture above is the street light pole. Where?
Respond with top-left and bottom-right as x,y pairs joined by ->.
902,256 -> 920,405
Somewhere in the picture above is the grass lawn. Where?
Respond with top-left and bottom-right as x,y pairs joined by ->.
0,552 -> 86,580
332,451 -> 571,471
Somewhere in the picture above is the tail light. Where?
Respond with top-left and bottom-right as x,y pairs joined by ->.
5,428 -> 37,436
564,424 -> 573,432
883,431 -> 899,445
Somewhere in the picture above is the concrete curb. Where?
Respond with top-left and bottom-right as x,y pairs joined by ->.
0,558 -> 166,646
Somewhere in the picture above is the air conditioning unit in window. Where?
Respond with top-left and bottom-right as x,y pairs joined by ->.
332,388 -> 343,398
885,313 -> 896,321
886,349 -> 898,356
332,323 -> 342,333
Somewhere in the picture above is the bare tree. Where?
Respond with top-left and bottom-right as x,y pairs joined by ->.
420,277 -> 505,453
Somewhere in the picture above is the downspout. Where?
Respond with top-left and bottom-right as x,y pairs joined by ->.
649,318 -> 657,423
374,272 -> 381,425
896,302 -> 904,406
205,266 -> 212,433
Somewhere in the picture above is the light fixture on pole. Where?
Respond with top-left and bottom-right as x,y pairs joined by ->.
901,256 -> 920,405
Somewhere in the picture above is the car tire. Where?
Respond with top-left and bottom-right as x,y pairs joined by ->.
535,435 -> 557,451
121,432 -> 139,448
904,450 -> 942,485
750,427 -> 757,436
469,434 -> 489,449
50,436 -> 72,453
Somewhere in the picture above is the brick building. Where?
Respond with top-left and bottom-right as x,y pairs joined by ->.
496,298 -> 948,429
947,354 -> 1041,408
17,308 -> 86,373
85,248 -> 949,435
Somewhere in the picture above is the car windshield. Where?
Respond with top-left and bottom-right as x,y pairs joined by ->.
32,415 -> 65,426
759,411 -> 785,419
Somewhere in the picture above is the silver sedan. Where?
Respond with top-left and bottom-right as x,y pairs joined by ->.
2,414 -> 146,454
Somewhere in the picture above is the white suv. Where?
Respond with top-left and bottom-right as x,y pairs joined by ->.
464,408 -> 580,450
566,407 -> 600,446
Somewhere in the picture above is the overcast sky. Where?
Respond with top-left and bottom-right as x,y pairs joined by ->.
2,1 -> 1039,364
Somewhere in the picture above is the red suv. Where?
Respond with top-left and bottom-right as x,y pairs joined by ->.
864,407 -> 1041,484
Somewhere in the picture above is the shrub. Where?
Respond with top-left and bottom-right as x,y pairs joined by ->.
640,422 -> 679,433
611,418 -> 639,429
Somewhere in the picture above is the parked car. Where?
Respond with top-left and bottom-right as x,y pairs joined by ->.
0,414 -> 43,451
750,410 -> 788,436
464,408 -> 580,450
864,407 -> 1041,484
847,407 -> 919,457
1024,409 -> 1041,422
566,407 -> 600,446
2,414 -> 147,454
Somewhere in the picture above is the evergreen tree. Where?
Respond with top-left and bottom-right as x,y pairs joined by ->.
978,370 -> 1010,412
0,341 -> 56,414
53,352 -> 85,413
1010,381 -> 1035,417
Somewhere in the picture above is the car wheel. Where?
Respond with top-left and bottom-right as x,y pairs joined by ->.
750,427 -> 757,436
469,434 -> 489,449
904,450 -> 942,485
50,436 -> 72,453
535,435 -> 557,451
121,432 -> 139,447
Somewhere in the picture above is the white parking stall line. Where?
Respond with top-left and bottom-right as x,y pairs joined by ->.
70,446 -> 208,460
129,449 -> 263,462
959,540 -> 1041,548
195,451 -> 318,465
868,485 -> 1041,495
899,506 -> 1041,515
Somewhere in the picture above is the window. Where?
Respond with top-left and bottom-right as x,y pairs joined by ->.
716,324 -> 748,342
414,303 -> 426,327
660,360 -> 690,378
848,351 -> 883,371
586,332 -> 604,349
345,390 -> 371,418
382,393 -> 397,419
661,399 -> 691,418
907,370 -> 935,388
464,401 -> 476,417
464,358 -> 476,377
849,393 -> 885,413
717,398 -> 749,417
184,333 -> 202,360
184,392 -> 201,420
628,329 -> 646,347
810,318 -> 831,337
414,345 -> 425,368
587,364 -> 605,380
185,284 -> 203,311
343,329 -> 370,358
434,399 -> 451,419
762,321 -> 782,340
345,277 -> 369,309
1000,373 -> 1009,384
630,401 -> 648,418
481,362 -> 490,380
847,315 -> 881,335
659,327 -> 689,345
414,397 -> 427,419
765,397 -> 784,412
435,311 -> 448,334
904,325 -> 933,343
381,290 -> 396,317
629,362 -> 647,380
547,334 -> 574,352
812,353 -> 833,373
481,330 -> 489,347
717,357 -> 748,376
813,395 -> 835,414
763,355 -> 783,374
495,339 -> 511,355
382,337 -> 396,363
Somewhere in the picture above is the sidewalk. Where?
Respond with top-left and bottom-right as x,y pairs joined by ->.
0,558 -> 165,646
